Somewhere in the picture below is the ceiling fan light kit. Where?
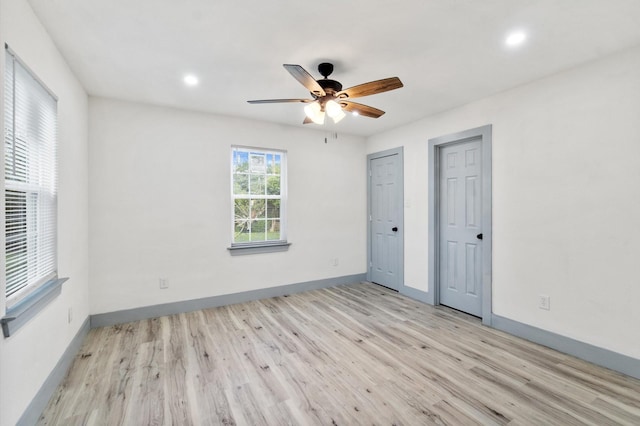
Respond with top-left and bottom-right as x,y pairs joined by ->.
248,62 -> 403,125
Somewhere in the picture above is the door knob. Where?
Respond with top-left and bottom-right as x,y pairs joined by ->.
476,233 -> 483,240
392,227 -> 398,232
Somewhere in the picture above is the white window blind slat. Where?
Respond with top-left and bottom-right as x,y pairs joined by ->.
4,48 -> 58,306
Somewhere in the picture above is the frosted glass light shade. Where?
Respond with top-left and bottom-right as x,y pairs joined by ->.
304,101 -> 325,124
331,109 -> 346,123
325,100 -> 342,117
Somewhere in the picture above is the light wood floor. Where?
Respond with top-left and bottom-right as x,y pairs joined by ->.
38,283 -> 640,425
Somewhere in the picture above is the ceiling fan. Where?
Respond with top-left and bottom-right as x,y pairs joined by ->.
247,63 -> 403,125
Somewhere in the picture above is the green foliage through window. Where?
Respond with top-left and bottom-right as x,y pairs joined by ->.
232,147 -> 285,244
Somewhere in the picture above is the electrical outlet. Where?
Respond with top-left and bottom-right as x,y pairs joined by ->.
68,307 -> 73,324
332,258 -> 339,267
159,278 -> 168,289
539,295 -> 550,310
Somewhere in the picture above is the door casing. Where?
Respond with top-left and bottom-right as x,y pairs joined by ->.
367,147 -> 404,291
428,125 -> 492,325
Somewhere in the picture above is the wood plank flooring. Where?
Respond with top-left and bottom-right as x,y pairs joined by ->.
38,283 -> 640,425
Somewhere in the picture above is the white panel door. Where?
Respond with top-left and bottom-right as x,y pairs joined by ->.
370,154 -> 401,290
439,139 -> 483,316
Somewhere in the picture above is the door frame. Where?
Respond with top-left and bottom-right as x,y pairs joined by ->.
367,147 -> 404,291
428,125 -> 492,325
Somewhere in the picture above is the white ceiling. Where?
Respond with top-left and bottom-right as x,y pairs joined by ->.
26,0 -> 640,137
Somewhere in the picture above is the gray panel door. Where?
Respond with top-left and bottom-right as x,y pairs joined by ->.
439,139 -> 483,316
370,154 -> 401,290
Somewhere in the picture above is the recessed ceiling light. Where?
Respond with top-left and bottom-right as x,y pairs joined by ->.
183,74 -> 199,87
505,31 -> 527,47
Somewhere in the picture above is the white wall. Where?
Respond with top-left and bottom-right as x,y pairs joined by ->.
367,46 -> 640,360
0,0 -> 90,424
89,98 -> 367,314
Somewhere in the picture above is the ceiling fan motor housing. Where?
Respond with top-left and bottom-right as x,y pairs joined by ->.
316,79 -> 343,97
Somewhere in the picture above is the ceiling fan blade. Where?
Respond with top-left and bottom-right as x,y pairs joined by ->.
247,98 -> 313,104
338,77 -> 403,99
340,101 -> 385,118
283,64 -> 326,97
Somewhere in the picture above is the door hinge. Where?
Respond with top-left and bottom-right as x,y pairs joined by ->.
369,215 -> 372,221
369,169 -> 372,177
369,261 -> 373,267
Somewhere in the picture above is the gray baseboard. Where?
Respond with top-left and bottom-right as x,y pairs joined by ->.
17,316 -> 90,426
394,289 -> 639,381
90,273 -> 367,328
492,314 -> 640,380
399,285 -> 430,303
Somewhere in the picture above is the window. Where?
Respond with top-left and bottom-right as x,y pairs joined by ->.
231,146 -> 287,250
4,47 -> 58,307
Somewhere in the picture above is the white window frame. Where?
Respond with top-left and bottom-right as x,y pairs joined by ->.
228,146 -> 289,255
1,45 -> 66,338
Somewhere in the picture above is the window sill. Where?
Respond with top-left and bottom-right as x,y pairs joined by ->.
1,277 -> 68,338
227,242 -> 291,256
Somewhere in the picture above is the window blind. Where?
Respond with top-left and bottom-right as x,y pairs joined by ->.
4,48 -> 58,305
